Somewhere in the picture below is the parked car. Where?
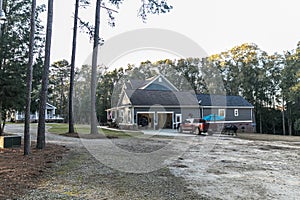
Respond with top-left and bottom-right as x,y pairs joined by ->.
178,118 -> 209,135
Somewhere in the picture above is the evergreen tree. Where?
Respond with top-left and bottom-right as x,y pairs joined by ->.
24,0 -> 37,155
0,0 -> 44,135
37,0 -> 54,149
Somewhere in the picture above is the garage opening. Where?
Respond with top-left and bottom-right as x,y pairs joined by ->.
158,112 -> 173,129
137,113 -> 154,129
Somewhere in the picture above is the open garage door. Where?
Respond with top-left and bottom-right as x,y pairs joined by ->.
158,112 -> 173,129
137,113 -> 154,129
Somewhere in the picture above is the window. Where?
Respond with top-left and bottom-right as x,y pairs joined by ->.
234,109 -> 239,117
119,110 -> 124,122
128,110 -> 131,123
219,109 -> 225,117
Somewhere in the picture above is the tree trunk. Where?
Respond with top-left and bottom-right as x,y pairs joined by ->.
90,0 -> 101,134
24,0 -> 36,155
37,0 -> 54,149
259,111 -> 263,133
0,117 -> 6,136
282,96 -> 286,136
0,2 -> 3,136
0,102 -> 3,136
0,102 -> 6,135
60,76 -> 63,116
288,103 -> 292,136
68,0 -> 79,134
272,120 -> 276,134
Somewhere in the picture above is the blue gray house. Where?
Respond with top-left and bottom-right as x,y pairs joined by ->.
107,75 -> 255,132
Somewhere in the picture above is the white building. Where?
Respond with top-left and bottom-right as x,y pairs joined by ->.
14,103 -> 63,122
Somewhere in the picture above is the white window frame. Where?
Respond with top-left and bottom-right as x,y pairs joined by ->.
127,110 -> 131,123
234,109 -> 239,117
119,110 -> 124,122
218,109 -> 225,117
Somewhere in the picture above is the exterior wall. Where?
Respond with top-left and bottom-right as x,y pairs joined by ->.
208,122 -> 255,133
202,107 -> 255,133
133,107 -> 190,128
226,108 -> 252,121
202,107 -> 253,122
233,122 -> 255,133
180,108 -> 201,121
132,107 -> 200,129
116,107 -> 132,124
110,106 -> 255,132
202,108 -> 215,117
133,107 -> 178,129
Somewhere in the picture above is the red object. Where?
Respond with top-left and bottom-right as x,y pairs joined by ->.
179,118 -> 209,134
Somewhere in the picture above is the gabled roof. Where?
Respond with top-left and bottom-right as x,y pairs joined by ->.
125,75 -> 179,91
125,79 -> 152,90
46,103 -> 56,110
140,75 -> 179,91
125,89 -> 198,106
196,94 -> 253,107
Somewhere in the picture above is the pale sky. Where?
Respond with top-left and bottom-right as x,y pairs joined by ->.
39,0 -> 300,67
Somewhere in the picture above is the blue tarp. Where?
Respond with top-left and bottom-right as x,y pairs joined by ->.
203,114 -> 225,121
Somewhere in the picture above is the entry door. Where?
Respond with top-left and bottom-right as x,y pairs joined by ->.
175,114 -> 182,129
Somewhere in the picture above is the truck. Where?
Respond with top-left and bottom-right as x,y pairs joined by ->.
178,118 -> 209,135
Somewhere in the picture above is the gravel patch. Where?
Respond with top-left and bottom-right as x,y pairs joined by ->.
168,135 -> 300,200
5,124 -> 202,199
20,140 -> 202,200
7,124 -> 300,199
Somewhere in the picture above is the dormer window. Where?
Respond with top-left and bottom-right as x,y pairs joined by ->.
158,77 -> 162,82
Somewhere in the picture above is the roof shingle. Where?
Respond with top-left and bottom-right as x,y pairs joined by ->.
196,94 -> 253,107
125,89 -> 198,106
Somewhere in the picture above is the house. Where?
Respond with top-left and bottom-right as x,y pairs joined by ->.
14,103 -> 64,123
107,75 -> 255,132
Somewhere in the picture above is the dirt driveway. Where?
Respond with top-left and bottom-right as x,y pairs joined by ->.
169,134 -> 300,200
5,124 -> 300,199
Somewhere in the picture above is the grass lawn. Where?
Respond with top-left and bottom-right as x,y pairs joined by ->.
237,132 -> 300,142
47,123 -> 143,139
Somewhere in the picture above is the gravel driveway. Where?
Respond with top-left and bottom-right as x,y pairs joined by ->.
5,124 -> 300,200
6,124 -> 202,199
